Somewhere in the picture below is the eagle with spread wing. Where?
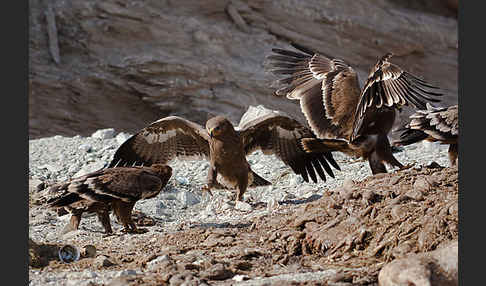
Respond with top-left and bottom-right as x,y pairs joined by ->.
393,104 -> 458,166
47,164 -> 172,234
265,43 -> 442,174
108,106 -> 340,202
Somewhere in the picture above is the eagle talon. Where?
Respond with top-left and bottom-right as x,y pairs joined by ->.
201,184 -> 214,196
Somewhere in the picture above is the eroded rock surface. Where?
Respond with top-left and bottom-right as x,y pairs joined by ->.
29,0 -> 457,139
378,240 -> 458,286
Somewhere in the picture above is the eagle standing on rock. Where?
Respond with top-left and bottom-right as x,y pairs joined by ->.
47,164 -> 172,234
265,43 -> 442,174
393,104 -> 458,166
108,106 -> 340,202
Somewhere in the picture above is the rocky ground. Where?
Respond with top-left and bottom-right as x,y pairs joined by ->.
28,127 -> 458,285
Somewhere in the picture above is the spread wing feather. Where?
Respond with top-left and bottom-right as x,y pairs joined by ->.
238,112 -> 340,183
394,104 -> 458,145
351,54 -> 442,141
108,116 -> 210,168
266,43 -> 361,140
47,167 -> 169,207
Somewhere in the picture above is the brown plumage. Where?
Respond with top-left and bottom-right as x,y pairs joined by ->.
108,106 -> 341,201
266,43 -> 442,174
393,104 -> 458,166
47,164 -> 172,234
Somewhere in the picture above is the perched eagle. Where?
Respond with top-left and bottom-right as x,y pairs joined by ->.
265,43 -> 442,174
47,164 -> 172,234
393,104 -> 458,166
108,106 -> 340,202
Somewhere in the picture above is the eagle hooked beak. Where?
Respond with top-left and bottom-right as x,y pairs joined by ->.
209,128 -> 214,138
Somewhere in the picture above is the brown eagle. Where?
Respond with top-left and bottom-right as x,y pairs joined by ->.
393,104 -> 458,166
47,164 -> 172,234
265,43 -> 442,174
108,106 -> 340,202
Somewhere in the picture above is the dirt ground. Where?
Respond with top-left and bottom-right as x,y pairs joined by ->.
29,165 -> 458,285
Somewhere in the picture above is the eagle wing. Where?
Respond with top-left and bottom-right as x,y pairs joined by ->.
351,53 -> 442,141
108,116 -> 210,168
237,111 -> 340,183
47,166 -> 172,208
395,104 -> 458,145
266,43 -> 361,140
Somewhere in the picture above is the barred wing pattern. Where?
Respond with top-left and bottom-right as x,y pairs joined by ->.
238,112 -> 340,183
351,53 -> 442,141
266,43 -> 361,140
109,116 -> 210,168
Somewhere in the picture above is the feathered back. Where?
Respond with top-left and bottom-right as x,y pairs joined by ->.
395,104 -> 458,145
47,165 -> 173,207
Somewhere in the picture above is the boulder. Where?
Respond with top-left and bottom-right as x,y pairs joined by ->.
378,240 -> 458,286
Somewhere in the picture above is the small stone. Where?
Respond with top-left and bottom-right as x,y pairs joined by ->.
168,271 -> 197,285
86,271 -> 98,279
406,189 -> 424,201
413,177 -> 431,192
94,255 -> 116,268
91,128 -> 116,140
154,202 -> 167,216
234,201 -> 252,211
221,202 -> 232,210
68,164 -> 80,173
232,274 -> 249,282
362,190 -> 382,204
290,175 -> 304,185
38,164 -> 62,173
266,197 -> 278,213
342,178 -> 355,189
421,140 -> 436,151
177,191 -> 200,206
147,254 -> 171,270
390,205 -> 407,220
378,240 -> 458,286
200,263 -> 234,280
176,176 -> 189,185
426,161 -> 442,169
117,269 -> 137,277
29,179 -> 45,192
80,245 -> 96,258
78,143 -> 92,153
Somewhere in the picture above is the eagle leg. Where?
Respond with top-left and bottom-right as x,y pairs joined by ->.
203,165 -> 220,195
368,151 -> 387,175
448,143 -> 458,166
374,135 -> 404,173
113,201 -> 142,234
62,209 -> 83,234
96,209 -> 113,234
201,184 -> 214,196
236,177 -> 248,202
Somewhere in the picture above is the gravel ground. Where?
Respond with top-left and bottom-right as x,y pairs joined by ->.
28,127 -> 452,285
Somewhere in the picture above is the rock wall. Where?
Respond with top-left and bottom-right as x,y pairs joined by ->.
29,0 -> 458,139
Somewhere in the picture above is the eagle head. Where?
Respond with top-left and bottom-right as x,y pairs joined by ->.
206,116 -> 234,139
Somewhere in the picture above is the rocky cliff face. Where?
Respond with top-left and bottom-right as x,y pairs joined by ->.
29,0 -> 458,139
